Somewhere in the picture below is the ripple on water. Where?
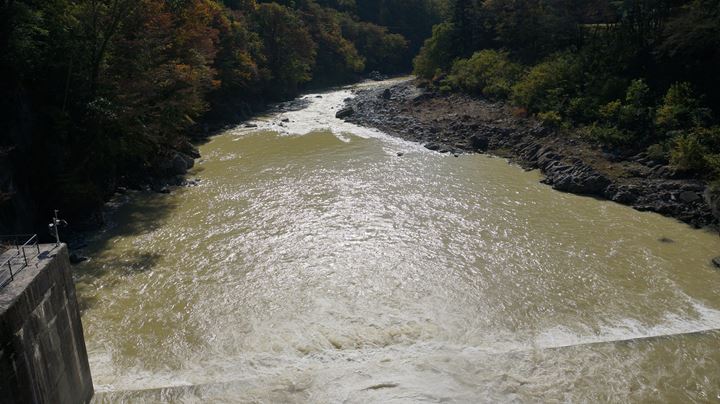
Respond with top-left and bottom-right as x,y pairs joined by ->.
79,80 -> 720,402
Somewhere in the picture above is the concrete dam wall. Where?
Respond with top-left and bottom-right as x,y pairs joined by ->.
0,244 -> 93,404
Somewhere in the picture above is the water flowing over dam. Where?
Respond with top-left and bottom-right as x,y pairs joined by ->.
78,79 -> 720,402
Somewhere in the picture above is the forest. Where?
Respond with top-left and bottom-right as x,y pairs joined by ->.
414,0 -> 720,179
0,0 -> 444,230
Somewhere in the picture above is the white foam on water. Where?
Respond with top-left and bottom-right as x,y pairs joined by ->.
94,299 -> 720,394
228,78 -> 429,155
533,299 -> 720,350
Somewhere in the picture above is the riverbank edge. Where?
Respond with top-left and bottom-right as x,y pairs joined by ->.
340,79 -> 719,230
61,76 -> 401,253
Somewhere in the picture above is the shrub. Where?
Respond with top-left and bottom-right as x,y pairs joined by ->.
693,126 -> 720,152
665,127 -> 720,176
581,124 -> 633,147
617,79 -> 655,134
413,23 -> 457,80
565,96 -> 601,123
656,82 -> 712,131
646,143 -> 669,162
704,154 -> 720,177
670,133 -> 707,172
599,100 -> 622,122
591,79 -> 655,147
511,52 -> 583,114
537,111 -> 563,127
444,50 -> 523,99
603,79 -> 655,134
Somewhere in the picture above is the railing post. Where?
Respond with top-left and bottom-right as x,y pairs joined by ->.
1,234 -> 39,288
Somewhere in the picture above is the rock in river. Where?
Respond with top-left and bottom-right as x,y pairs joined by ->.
172,152 -> 195,175
469,134 -> 489,151
335,107 -> 354,119
69,253 -> 89,264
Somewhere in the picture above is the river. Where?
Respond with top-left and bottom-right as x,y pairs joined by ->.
79,79 -> 720,403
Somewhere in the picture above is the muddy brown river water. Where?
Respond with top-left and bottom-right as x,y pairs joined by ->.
79,80 -> 720,403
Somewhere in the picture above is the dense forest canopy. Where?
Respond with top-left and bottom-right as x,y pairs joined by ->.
414,0 -> 720,179
0,0 -> 443,231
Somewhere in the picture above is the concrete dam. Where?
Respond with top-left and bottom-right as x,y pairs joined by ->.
0,244 -> 93,404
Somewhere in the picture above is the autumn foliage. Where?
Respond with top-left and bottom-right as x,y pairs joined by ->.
0,0 -> 433,228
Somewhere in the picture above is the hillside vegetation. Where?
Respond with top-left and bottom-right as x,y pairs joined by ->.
0,0 -> 443,230
415,0 -> 720,180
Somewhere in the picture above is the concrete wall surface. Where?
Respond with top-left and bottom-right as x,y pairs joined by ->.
0,244 -> 93,404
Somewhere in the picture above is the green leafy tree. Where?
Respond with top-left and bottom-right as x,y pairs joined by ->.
511,52 -> 583,114
445,50 -> 523,99
656,82 -> 712,131
413,22 -> 457,79
301,3 -> 364,85
254,2 -> 316,97
339,16 -> 408,73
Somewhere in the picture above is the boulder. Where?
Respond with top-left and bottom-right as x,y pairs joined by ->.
537,152 -> 561,169
424,142 -> 440,151
367,70 -> 388,81
612,190 -> 639,204
171,152 -> 195,175
650,165 -> 681,179
713,256 -> 720,269
335,107 -> 354,119
179,141 -> 200,159
547,162 -> 611,195
704,185 -> 720,222
412,93 -> 433,103
678,190 -> 701,203
381,89 -> 392,99
69,253 -> 89,264
469,134 -> 489,151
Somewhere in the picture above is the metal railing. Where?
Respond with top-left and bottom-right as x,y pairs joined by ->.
0,234 -> 41,289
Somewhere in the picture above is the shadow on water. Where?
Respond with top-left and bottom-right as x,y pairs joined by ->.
91,192 -> 179,249
76,250 -> 163,314
73,190 -> 180,311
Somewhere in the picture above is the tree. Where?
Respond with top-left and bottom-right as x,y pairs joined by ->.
254,2 -> 316,97
413,22 -> 457,79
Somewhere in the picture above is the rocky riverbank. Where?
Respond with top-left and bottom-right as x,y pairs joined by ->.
340,80 -> 719,229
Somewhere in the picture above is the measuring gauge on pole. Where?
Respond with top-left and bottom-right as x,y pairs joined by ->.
48,210 -> 68,245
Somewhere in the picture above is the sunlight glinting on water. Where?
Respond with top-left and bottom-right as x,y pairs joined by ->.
80,80 -> 720,403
